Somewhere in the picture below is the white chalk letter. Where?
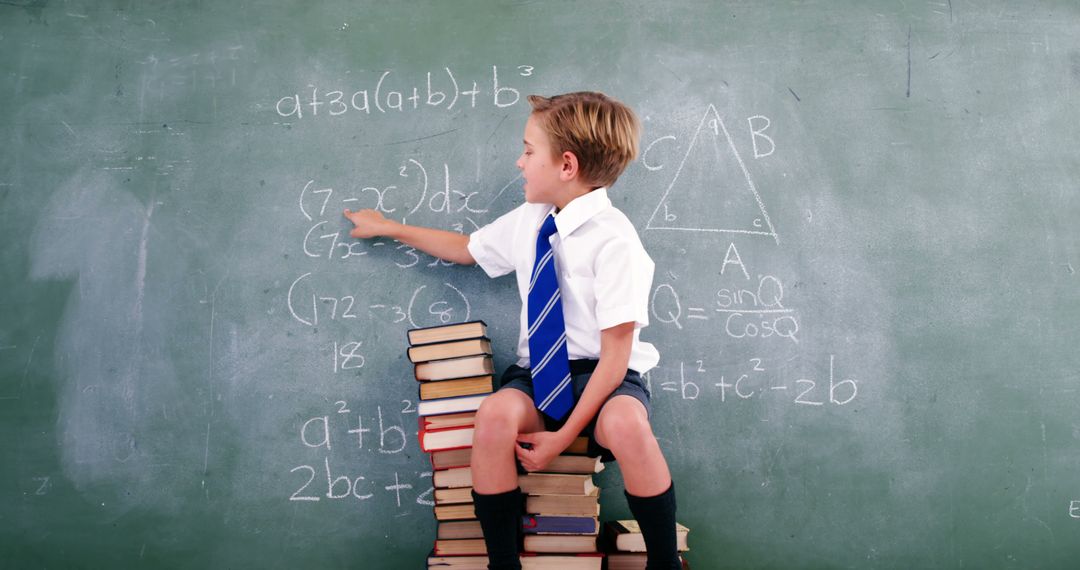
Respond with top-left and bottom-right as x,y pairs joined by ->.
748,115 -> 775,159
427,72 -> 445,107
276,94 -> 302,118
492,66 -> 519,108
680,362 -> 699,400
378,406 -> 406,454
828,355 -> 857,405
720,243 -> 750,280
301,416 -> 331,450
324,457 -> 351,499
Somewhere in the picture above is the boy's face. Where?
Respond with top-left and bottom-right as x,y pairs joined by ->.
516,114 -> 565,205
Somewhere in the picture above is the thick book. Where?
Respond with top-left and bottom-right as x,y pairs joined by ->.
522,515 -> 599,535
523,534 -> 598,553
541,455 -> 604,475
419,425 -> 475,453
437,519 -> 483,540
417,394 -> 488,417
420,375 -> 494,400
427,555 -> 488,569
433,466 -> 473,489
518,553 -> 604,569
428,437 -> 591,470
604,520 -> 690,553
415,355 -> 494,381
433,538 -> 486,556
525,492 -> 600,517
433,457 -> 601,489
428,553 -> 602,570
434,503 -> 476,521
408,338 -> 492,363
429,447 -> 474,471
520,473 -> 596,496
434,487 -> 473,505
409,320 -> 487,346
606,554 -> 689,570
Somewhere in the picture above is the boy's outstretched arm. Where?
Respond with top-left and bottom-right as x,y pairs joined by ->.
344,208 -> 476,266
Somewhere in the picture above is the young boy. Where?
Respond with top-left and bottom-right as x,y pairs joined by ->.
344,92 -> 680,570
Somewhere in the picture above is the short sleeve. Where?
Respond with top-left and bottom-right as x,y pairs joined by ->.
593,237 -> 654,330
467,204 -> 525,278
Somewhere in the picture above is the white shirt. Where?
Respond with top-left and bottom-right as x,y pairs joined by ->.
467,188 -> 660,374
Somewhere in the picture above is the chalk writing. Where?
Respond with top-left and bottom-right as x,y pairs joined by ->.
1070,501 -> 1080,519
289,459 -> 374,501
32,476 -> 51,496
303,220 -> 370,261
297,161 -> 488,263
748,115 -> 775,158
650,275 -> 800,344
300,405 -> 407,454
645,105 -> 779,243
287,467 -> 434,508
330,341 -> 366,373
286,273 -> 470,330
641,135 -> 677,171
407,283 -> 471,328
288,400 -> 434,508
135,45 -> 245,111
300,164 -> 490,223
416,472 -> 435,507
648,355 -> 858,408
275,65 -> 535,120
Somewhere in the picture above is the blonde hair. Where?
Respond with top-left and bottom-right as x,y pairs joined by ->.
527,92 -> 640,189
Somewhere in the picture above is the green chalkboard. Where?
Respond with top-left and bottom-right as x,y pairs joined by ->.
3,1 -> 1080,568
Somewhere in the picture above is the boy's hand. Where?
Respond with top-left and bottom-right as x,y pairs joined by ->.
515,430 -> 572,472
343,208 -> 392,239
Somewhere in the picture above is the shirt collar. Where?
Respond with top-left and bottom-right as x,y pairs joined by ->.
551,188 -> 610,237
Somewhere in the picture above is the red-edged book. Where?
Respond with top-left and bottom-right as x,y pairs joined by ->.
420,411 -> 477,432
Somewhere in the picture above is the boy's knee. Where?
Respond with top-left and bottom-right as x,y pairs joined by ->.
474,395 -> 523,446
598,401 -> 654,452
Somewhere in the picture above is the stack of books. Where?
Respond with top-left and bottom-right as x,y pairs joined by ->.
427,440 -> 605,569
514,451 -> 605,569
418,321 -> 605,570
408,321 -> 495,527
604,520 -> 691,569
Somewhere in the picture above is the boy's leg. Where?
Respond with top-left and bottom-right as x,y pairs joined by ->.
595,396 -> 680,570
471,388 -> 545,570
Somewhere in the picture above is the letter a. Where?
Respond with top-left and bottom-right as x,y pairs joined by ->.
720,242 -> 750,280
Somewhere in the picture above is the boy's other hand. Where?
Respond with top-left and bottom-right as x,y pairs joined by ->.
515,430 -> 571,472
343,208 -> 391,239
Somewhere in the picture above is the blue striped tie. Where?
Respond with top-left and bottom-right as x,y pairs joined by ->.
527,214 -> 573,421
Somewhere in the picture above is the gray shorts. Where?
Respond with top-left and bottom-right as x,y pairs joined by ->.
497,360 -> 652,463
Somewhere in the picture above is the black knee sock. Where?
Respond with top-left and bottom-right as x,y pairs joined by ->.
471,487 -> 523,570
625,481 -> 680,570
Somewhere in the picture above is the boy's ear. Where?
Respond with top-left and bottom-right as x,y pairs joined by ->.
559,150 -> 580,182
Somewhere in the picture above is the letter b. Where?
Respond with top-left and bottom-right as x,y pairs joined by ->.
748,115 -> 775,158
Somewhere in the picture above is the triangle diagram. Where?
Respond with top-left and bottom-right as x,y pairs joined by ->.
645,104 -> 779,244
